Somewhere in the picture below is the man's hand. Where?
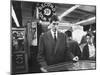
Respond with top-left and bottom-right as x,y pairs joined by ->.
40,67 -> 48,73
89,55 -> 96,60
73,56 -> 79,62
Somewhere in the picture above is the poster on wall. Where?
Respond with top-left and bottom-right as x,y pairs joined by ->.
12,28 -> 25,51
31,22 -> 37,46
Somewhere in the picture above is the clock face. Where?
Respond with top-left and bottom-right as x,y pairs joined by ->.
38,3 -> 55,21
44,8 -> 51,16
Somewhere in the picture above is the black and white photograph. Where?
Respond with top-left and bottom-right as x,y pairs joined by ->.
11,0 -> 96,75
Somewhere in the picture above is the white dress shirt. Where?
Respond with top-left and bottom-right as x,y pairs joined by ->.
50,30 -> 58,39
88,44 -> 95,58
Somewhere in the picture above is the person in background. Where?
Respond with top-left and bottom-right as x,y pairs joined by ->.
37,15 -> 79,72
82,33 -> 96,60
79,35 -> 87,51
65,30 -> 81,60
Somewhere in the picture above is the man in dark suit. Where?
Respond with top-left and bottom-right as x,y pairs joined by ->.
37,15 -> 78,72
82,33 -> 96,60
65,31 -> 81,59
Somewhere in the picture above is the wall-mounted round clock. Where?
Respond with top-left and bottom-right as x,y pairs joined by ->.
38,3 -> 55,21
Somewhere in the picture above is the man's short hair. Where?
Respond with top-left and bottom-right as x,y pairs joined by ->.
50,15 -> 59,23
86,33 -> 93,38
65,31 -> 72,37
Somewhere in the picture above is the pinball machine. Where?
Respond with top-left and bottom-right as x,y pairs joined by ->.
46,60 -> 96,72
11,28 -> 28,74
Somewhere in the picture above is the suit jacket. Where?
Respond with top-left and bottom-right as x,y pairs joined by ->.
67,39 -> 81,59
82,44 -> 96,60
37,31 -> 74,67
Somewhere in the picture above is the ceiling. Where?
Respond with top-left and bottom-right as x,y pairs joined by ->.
54,3 -> 96,25
12,1 -> 96,26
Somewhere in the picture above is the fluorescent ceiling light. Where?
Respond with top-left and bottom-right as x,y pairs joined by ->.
12,6 -> 20,27
59,5 -> 80,20
75,16 -> 95,25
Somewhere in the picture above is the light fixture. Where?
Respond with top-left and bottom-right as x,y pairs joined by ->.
75,16 -> 95,25
12,6 -> 20,27
59,5 -> 80,20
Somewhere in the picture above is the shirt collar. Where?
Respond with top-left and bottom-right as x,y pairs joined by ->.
50,29 -> 58,38
88,43 -> 94,47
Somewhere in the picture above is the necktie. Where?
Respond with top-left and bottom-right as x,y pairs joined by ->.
54,32 -> 56,42
54,32 -> 57,54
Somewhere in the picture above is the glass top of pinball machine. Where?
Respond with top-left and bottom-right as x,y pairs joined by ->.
46,60 -> 96,72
